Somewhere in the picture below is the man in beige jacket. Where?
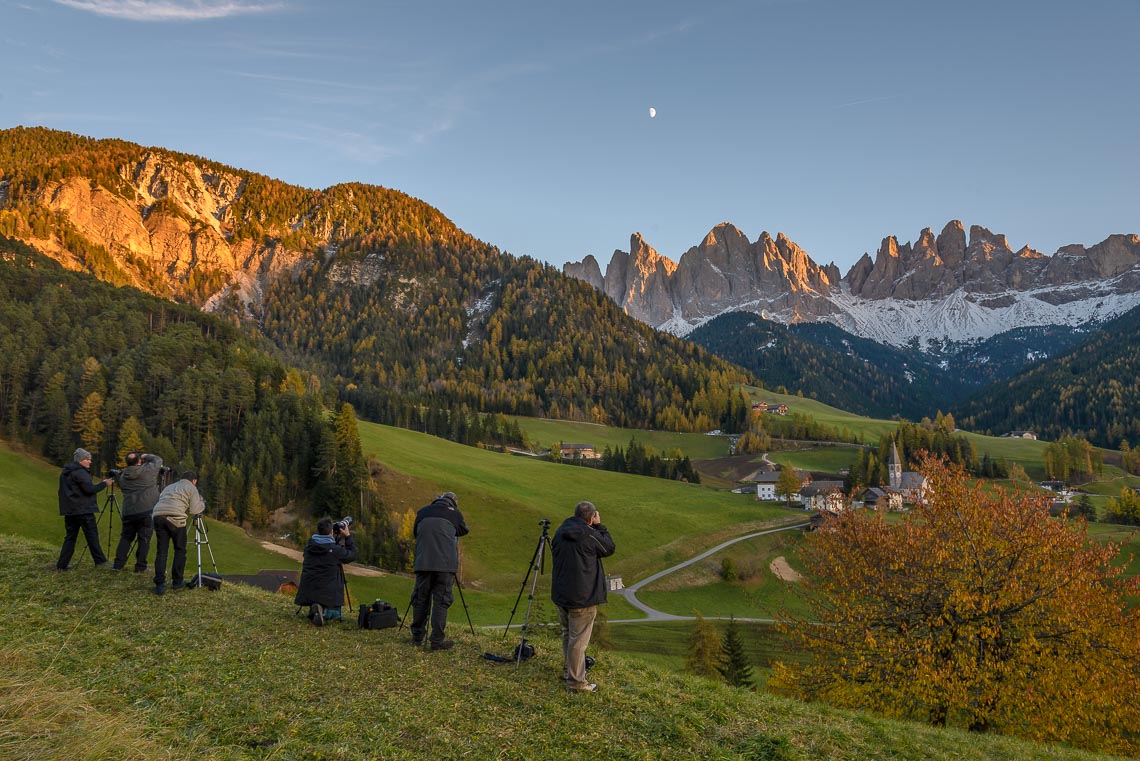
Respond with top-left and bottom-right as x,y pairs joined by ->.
151,470 -> 205,595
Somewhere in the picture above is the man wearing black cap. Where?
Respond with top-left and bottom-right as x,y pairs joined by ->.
410,492 -> 469,650
56,448 -> 115,570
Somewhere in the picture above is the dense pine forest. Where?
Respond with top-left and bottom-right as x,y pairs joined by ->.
687,312 -> 968,420
955,306 -> 1140,448
0,127 -> 757,436
0,236 -> 403,566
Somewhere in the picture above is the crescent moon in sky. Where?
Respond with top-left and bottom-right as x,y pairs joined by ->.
649,107 -> 656,118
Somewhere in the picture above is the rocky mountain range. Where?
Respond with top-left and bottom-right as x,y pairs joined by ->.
565,222 -> 1140,349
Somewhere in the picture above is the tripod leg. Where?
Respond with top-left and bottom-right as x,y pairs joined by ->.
397,592 -> 415,633
454,575 -> 476,636
516,535 -> 548,668
502,536 -> 543,639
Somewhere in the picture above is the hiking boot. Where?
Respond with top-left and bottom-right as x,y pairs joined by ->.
411,636 -> 425,647
154,583 -> 166,596
309,604 -> 324,627
111,564 -> 124,572
429,640 -> 454,651
133,566 -> 148,574
568,683 -> 599,693
56,564 -> 75,572
170,582 -> 187,591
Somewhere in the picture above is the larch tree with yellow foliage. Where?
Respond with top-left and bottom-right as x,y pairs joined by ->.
772,456 -> 1140,755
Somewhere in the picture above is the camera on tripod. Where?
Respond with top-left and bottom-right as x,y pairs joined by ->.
107,468 -> 123,479
333,516 -> 353,536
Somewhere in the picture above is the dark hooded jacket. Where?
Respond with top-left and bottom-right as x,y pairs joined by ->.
294,534 -> 357,608
118,456 -> 164,517
413,495 -> 469,573
58,461 -> 107,516
551,516 -> 616,609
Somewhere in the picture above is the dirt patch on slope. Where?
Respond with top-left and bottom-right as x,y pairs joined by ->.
769,556 -> 802,583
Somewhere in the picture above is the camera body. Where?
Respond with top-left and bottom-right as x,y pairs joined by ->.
107,468 -> 123,479
333,516 -> 353,536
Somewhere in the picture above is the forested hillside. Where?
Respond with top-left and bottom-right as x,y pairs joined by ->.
0,127 -> 756,434
955,306 -> 1140,447
688,312 -> 964,419
0,236 -> 397,564
689,312 -> 1096,423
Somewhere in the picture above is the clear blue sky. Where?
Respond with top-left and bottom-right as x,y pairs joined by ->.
1,0 -> 1137,272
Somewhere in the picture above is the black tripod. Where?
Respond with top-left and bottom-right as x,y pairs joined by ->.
77,480 -> 120,565
397,569 -> 476,636
191,513 -> 220,587
502,518 -> 551,667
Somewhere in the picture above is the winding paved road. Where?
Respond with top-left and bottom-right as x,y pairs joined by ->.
609,521 -> 808,624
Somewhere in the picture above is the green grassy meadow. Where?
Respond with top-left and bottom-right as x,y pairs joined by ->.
0,536 -> 1122,761
510,415 -> 734,459
356,421 -> 798,587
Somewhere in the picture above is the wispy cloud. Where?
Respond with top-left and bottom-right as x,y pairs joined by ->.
49,0 -> 283,22
234,70 -> 414,95
830,94 -> 902,110
252,121 -> 401,166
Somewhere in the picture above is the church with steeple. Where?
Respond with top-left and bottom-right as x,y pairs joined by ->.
890,442 -> 928,504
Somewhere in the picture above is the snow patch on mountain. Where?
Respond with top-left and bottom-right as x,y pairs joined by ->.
662,272 -> 1140,352
823,278 -> 1140,349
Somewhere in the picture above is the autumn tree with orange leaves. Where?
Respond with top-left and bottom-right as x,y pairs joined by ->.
771,456 -> 1140,755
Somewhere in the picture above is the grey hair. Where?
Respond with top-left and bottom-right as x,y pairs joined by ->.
574,501 -> 597,521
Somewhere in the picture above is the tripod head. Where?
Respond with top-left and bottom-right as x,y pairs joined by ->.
539,518 -> 551,535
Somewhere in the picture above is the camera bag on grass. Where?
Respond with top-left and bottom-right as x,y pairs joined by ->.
358,600 -> 398,629
188,573 -> 223,590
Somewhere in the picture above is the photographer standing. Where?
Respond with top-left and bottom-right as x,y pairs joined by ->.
410,492 -> 469,651
294,517 -> 357,626
551,500 -> 615,693
150,470 -> 205,595
112,452 -> 163,573
56,448 -> 114,570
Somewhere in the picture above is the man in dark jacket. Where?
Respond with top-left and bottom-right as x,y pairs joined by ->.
551,500 -> 615,693
56,447 -> 114,570
294,517 -> 357,626
112,452 -> 164,572
410,492 -> 469,650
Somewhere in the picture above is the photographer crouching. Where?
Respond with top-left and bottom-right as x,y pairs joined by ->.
112,452 -> 164,573
294,517 -> 356,626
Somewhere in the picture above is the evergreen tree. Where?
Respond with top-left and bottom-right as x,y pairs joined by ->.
718,617 -> 755,689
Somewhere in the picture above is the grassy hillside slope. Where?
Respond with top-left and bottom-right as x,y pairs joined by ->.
0,536 -> 1121,761
357,422 -> 795,586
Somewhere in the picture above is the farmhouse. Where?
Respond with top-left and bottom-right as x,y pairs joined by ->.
1005,430 -> 1038,440
799,481 -> 847,512
741,466 -> 780,501
861,486 -> 904,512
750,401 -> 789,416
560,443 -> 600,460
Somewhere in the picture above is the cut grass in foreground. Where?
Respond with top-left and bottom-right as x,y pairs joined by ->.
0,536 -> 1120,761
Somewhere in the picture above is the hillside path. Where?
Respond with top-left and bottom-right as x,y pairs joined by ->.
609,521 -> 808,623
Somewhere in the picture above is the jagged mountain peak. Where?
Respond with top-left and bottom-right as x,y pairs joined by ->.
565,218 -> 1140,349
